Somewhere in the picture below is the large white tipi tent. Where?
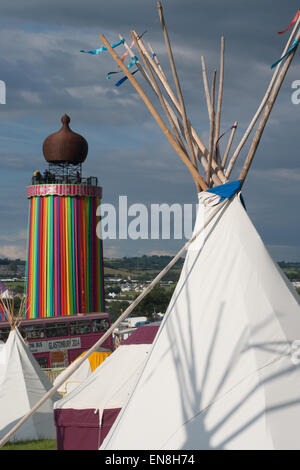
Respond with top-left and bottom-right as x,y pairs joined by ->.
96,3 -> 300,450
101,189 -> 300,450
0,299 -> 60,443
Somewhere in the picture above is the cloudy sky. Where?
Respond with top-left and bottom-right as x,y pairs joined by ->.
0,0 -> 299,261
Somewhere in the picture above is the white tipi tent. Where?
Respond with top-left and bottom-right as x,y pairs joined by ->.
101,189 -> 300,450
53,324 -> 160,450
0,299 -> 60,443
95,3 -> 300,450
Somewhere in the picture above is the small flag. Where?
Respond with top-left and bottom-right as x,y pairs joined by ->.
271,39 -> 299,69
120,39 -> 135,62
115,69 -> 139,87
278,10 -> 300,34
106,71 -> 121,80
106,33 -> 147,80
106,56 -> 138,80
80,38 -> 125,54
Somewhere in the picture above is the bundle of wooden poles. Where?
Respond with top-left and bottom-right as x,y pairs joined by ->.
0,295 -> 27,330
99,2 -> 300,193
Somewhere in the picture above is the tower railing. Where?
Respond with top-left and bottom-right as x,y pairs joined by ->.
31,174 -> 98,186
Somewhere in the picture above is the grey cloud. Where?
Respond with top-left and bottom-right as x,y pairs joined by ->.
0,0 -> 299,259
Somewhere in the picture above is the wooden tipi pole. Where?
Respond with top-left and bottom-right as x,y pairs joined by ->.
99,34 -> 208,191
226,18 -> 300,178
222,121 -> 238,169
215,36 -> 225,158
157,1 -> 201,192
239,29 -> 300,183
131,32 -> 189,157
122,34 -> 223,187
207,70 -> 217,186
131,32 -> 226,184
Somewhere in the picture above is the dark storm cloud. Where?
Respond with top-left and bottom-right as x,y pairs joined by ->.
0,0 -> 299,260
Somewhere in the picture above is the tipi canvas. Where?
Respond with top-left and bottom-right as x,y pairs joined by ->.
0,327 -> 60,442
54,324 -> 159,450
101,188 -> 300,450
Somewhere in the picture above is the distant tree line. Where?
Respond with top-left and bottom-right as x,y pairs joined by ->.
104,255 -> 184,271
106,285 -> 176,323
0,258 -> 25,265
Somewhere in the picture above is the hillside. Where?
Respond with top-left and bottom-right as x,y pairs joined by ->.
104,255 -> 184,282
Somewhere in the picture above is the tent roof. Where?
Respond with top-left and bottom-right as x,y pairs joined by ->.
0,328 -> 60,442
122,323 -> 160,345
54,324 -> 160,414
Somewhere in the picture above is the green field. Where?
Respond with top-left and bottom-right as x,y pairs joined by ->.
3,281 -> 25,290
1,440 -> 56,450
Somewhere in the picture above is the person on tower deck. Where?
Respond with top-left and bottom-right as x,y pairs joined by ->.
33,170 -> 42,184
43,169 -> 49,183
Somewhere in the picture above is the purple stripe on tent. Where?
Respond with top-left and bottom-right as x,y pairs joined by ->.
99,408 -> 121,446
54,408 -> 100,450
54,407 -> 121,450
123,324 -> 160,345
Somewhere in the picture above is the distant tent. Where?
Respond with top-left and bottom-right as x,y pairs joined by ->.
0,281 -> 14,304
54,324 -> 159,450
0,328 -> 60,442
101,192 -> 300,450
0,297 -> 60,443
0,281 -> 9,296
53,347 -> 112,396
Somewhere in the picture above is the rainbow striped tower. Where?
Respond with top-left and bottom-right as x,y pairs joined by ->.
25,115 -> 105,319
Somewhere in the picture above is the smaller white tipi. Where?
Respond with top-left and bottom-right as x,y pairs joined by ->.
0,298 -> 60,443
54,323 -> 160,450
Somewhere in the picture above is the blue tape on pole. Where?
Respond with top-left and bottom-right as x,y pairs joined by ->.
271,39 -> 299,69
80,38 -> 125,54
106,56 -> 138,80
206,180 -> 243,201
115,68 -> 139,87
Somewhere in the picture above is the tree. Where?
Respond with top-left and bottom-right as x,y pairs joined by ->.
107,300 -> 131,322
133,285 -> 175,320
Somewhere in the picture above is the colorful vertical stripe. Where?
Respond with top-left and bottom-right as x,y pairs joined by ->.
25,194 -> 104,319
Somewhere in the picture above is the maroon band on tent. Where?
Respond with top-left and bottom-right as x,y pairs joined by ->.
54,408 -> 121,450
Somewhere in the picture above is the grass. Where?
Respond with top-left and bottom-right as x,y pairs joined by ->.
1,439 -> 56,450
4,281 -> 25,290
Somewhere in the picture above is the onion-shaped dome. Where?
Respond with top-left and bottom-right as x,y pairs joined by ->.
43,114 -> 88,164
